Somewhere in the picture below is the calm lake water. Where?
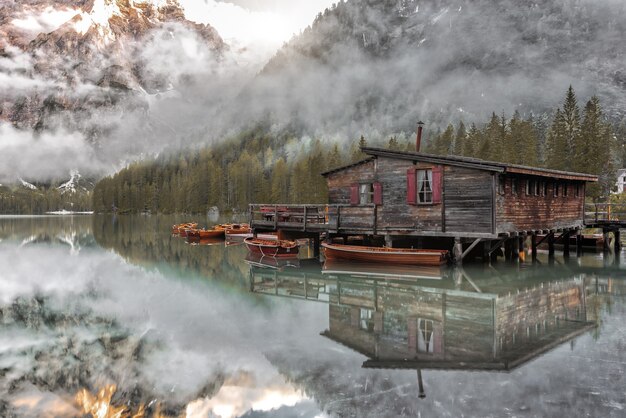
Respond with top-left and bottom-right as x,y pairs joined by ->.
0,215 -> 625,417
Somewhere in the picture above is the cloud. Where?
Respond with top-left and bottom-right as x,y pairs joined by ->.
10,6 -> 79,38
0,124 -> 105,181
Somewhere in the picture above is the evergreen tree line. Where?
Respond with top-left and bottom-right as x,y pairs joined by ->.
0,187 -> 91,214
92,131 -> 376,214
423,87 -> 620,199
93,86 -> 624,214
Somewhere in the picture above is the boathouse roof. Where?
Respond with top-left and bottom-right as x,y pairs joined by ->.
321,147 -> 598,182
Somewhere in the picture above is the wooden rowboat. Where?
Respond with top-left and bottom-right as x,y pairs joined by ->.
244,237 -> 299,258
172,223 -> 198,234
322,243 -> 448,266
187,229 -> 225,240
225,224 -> 252,236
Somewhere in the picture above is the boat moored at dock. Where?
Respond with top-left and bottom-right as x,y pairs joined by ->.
244,237 -> 299,258
322,242 -> 449,266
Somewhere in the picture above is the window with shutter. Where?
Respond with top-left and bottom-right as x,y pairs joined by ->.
350,184 -> 359,205
432,166 -> 442,204
407,167 -> 417,205
373,182 -> 383,205
417,169 -> 433,203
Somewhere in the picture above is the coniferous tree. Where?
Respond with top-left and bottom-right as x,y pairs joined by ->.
545,109 -> 569,170
463,123 -> 481,157
563,85 -> 581,170
453,121 -> 466,155
578,97 -> 615,200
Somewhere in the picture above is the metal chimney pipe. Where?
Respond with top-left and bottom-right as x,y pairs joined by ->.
416,121 -> 424,152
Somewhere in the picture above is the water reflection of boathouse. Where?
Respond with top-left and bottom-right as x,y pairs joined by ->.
250,263 -> 597,372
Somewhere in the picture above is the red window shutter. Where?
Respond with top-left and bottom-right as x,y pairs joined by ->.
373,182 -> 383,205
350,183 -> 359,205
406,167 -> 417,205
432,165 -> 443,204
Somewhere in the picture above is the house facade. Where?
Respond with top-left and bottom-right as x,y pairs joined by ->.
322,147 -> 597,239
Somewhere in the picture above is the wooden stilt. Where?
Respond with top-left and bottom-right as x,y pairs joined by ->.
482,240 -> 491,263
576,230 -> 583,257
531,233 -> 538,261
417,369 -> 426,399
453,237 -> 463,265
548,233 -> 555,260
504,239 -> 512,260
615,229 -> 621,252
563,231 -> 570,257
313,234 -> 321,259
511,236 -> 520,260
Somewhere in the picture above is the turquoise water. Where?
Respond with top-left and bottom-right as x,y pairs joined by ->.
0,215 -> 624,417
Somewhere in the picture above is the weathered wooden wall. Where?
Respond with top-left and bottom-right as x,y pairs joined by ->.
376,158 -> 442,231
444,167 -> 494,234
497,177 -> 585,232
326,157 -> 495,235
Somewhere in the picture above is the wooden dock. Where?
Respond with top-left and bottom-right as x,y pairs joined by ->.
250,203 -> 625,264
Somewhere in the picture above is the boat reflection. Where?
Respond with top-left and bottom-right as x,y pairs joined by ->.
249,261 -> 614,397
244,252 -> 301,270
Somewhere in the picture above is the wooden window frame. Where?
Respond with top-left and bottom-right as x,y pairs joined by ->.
553,182 -> 559,197
417,169 -> 433,204
511,178 -> 518,195
563,182 -> 568,198
498,175 -> 505,195
417,318 -> 434,354
359,308 -> 374,331
359,183 -> 374,205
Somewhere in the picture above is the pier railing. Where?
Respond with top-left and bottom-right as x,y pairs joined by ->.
585,203 -> 626,223
249,204 -> 377,232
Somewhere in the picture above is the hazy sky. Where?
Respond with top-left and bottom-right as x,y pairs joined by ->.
178,0 -> 336,50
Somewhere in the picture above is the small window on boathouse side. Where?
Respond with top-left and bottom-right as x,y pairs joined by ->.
359,183 -> 373,204
407,166 -> 442,205
417,169 -> 433,203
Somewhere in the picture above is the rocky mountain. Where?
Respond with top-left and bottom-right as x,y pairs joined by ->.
0,0 -> 225,132
245,0 -> 626,136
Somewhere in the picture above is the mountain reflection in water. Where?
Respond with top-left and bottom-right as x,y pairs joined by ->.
0,215 -> 625,418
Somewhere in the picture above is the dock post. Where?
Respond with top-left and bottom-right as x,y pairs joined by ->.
563,231 -> 571,258
313,234 -> 321,259
504,239 -> 512,261
511,236 -> 520,260
531,233 -> 538,261
576,230 -> 583,257
615,229 -> 621,252
482,240 -> 491,264
453,237 -> 463,265
548,233 -> 555,260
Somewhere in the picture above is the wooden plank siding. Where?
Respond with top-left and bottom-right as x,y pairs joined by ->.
327,157 -> 496,235
496,176 -> 586,233
444,167 -> 494,234
326,155 -> 588,236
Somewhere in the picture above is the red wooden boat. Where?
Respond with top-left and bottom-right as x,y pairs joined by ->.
244,237 -> 299,258
172,222 -> 197,234
187,229 -> 225,240
224,224 -> 252,236
322,243 -> 449,266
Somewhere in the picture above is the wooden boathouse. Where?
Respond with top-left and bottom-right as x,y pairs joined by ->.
250,140 -> 603,264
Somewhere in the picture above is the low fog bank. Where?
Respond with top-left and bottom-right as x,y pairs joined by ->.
1,0 -> 625,183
